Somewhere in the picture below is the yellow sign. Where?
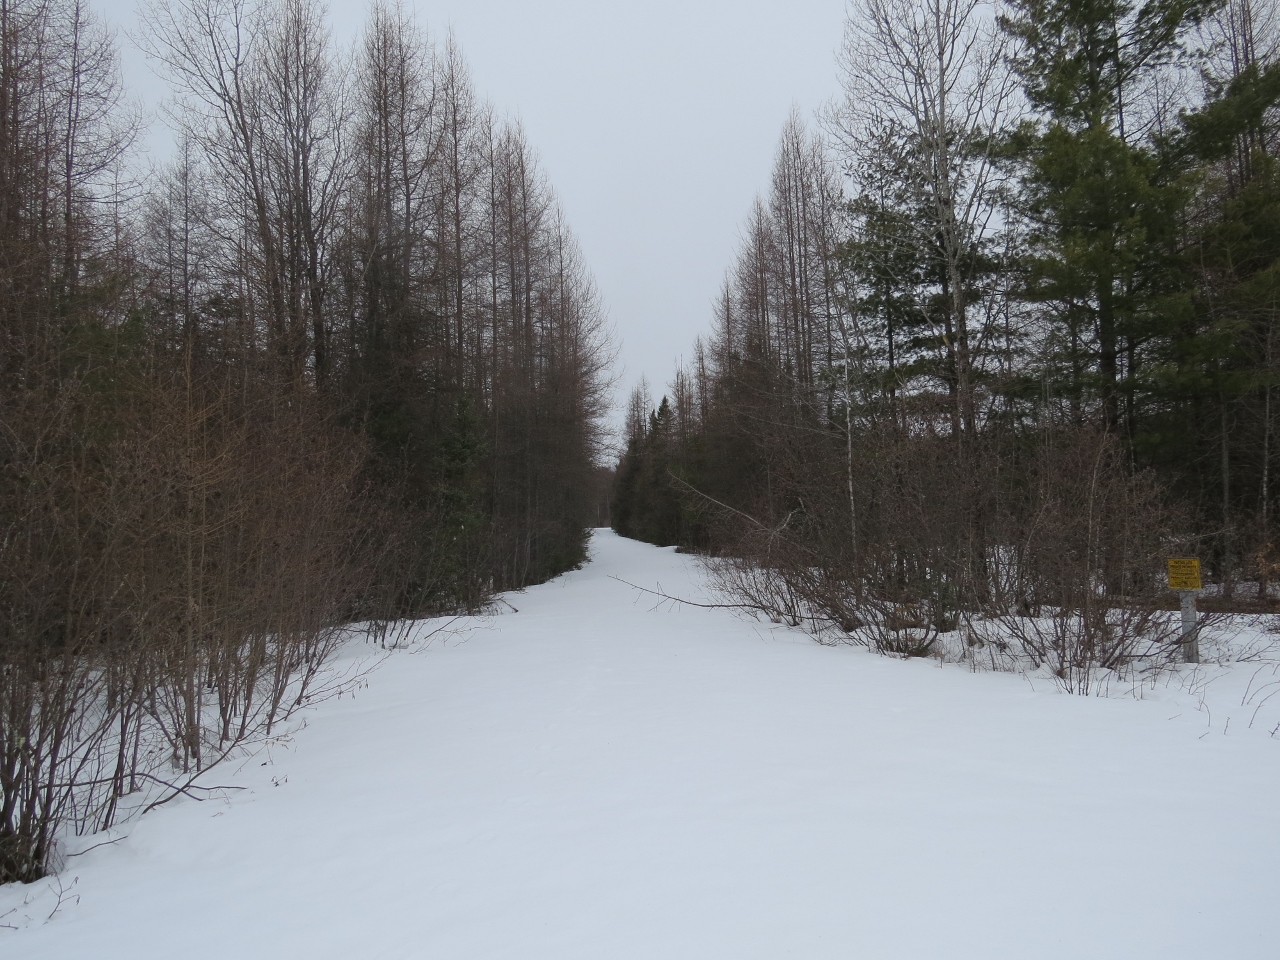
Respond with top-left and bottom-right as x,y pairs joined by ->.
1167,558 -> 1202,591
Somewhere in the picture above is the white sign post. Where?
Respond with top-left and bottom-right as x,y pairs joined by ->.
1168,559 -> 1202,664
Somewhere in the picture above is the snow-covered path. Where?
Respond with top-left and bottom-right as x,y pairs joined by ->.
6,531 -> 1279,958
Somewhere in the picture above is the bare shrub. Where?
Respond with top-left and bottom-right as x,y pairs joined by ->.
697,424 -> 1184,690
0,363 -> 388,883
702,520 -> 836,636
974,429 -> 1184,692
699,425 -> 997,656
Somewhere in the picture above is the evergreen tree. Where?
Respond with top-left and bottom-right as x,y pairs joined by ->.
1000,0 -> 1220,431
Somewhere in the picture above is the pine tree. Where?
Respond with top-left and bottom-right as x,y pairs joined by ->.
1000,0 -> 1219,430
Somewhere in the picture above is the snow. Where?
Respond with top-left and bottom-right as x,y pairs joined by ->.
5,530 -> 1279,958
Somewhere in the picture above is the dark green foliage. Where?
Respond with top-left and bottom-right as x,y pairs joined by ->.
613,398 -> 696,547
997,0 -> 1280,584
1000,0 -> 1211,429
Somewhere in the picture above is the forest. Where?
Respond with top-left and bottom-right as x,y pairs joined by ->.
0,0 -> 610,883
8,0 -> 1280,895
615,0 -> 1280,672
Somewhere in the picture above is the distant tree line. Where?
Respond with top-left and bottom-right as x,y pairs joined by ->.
614,0 -> 1280,678
1,0 -> 610,883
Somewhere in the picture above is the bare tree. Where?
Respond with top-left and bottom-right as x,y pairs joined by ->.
3,0 -> 611,885
140,0 -> 347,387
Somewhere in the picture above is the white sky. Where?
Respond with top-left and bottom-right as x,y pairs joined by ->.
96,0 -> 849,435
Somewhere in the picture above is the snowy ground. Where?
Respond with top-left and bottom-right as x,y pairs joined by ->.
5,530 -> 1279,958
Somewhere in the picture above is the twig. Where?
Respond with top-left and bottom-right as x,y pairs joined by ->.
140,755 -> 247,815
665,473 -> 770,532
45,875 -> 79,922
610,576 -> 764,612
65,835 -> 125,859
398,615 -> 466,650
1249,686 -> 1280,729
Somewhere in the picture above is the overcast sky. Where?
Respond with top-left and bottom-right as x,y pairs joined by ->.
97,0 -> 849,434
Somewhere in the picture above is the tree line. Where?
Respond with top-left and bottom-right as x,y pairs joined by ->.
1,0 -> 610,883
614,0 -> 1280,684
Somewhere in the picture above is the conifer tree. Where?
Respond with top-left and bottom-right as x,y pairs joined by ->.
1000,0 -> 1220,429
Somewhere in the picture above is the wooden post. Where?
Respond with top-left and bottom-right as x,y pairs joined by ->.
1167,558 -> 1202,664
